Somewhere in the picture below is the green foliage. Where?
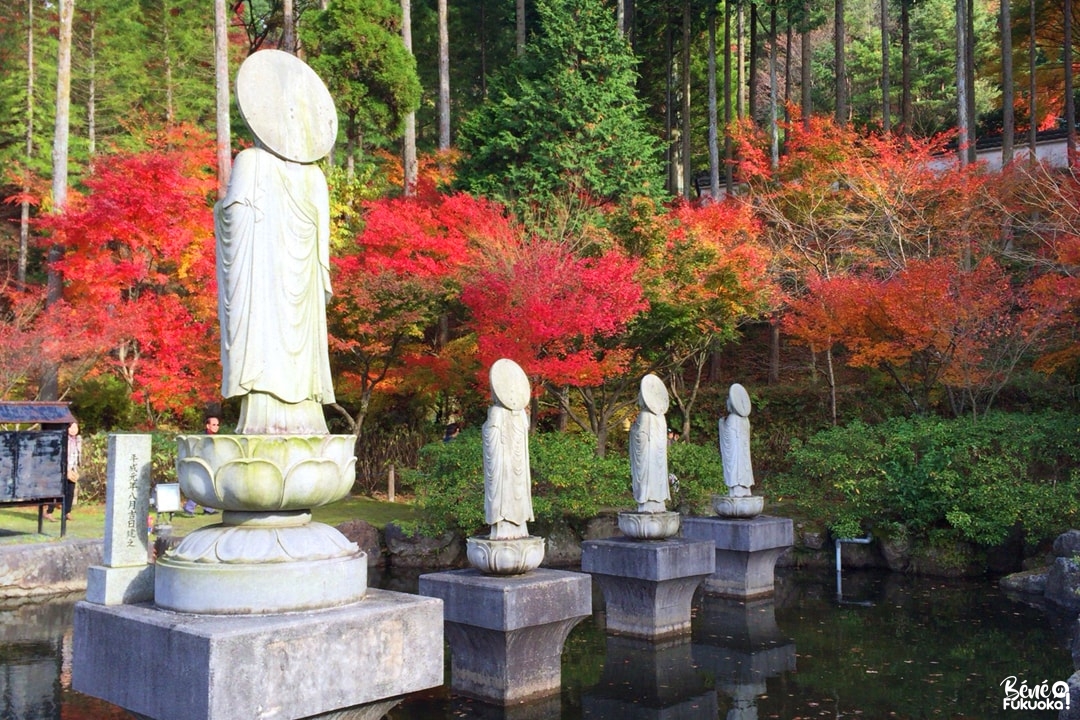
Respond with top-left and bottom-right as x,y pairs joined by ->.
301,0 -> 421,152
773,411 -> 1080,546
407,429 -> 629,536
454,0 -> 663,209
78,430 -> 179,504
667,440 -> 724,514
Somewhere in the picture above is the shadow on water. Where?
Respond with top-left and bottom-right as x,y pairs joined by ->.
3,567 -> 1074,719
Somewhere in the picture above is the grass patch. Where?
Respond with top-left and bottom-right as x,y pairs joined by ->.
0,495 -> 418,546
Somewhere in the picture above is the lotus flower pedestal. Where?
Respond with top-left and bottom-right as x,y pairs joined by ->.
154,433 -> 368,614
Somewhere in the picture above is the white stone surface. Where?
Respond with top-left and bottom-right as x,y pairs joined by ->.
720,383 -> 754,497
103,434 -> 151,568
629,374 -> 671,513
154,550 -> 366,615
73,589 -> 443,720
85,564 -> 153,605
483,360 -> 534,541
235,49 -> 337,163
466,535 -> 545,575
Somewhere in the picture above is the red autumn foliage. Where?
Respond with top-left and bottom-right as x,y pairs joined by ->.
37,126 -> 218,421
462,238 -> 648,389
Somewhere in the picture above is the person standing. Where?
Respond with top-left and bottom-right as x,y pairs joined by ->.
46,421 -> 81,522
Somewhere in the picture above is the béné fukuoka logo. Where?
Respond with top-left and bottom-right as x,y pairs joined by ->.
1000,675 -> 1071,712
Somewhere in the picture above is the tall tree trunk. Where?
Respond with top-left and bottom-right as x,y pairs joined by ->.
402,0 -> 417,195
44,0 -> 76,401
1000,0 -> 1014,164
282,0 -> 295,54
784,9 -> 793,128
835,0 -> 847,124
708,2 -> 720,200
769,2 -> 779,169
666,21 -> 678,194
749,1 -> 758,122
1028,0 -> 1037,155
737,0 -> 745,119
965,0 -> 976,163
87,11 -> 96,160
801,0 -> 812,130
19,0 -> 34,286
516,0 -> 526,56
881,0 -> 890,132
682,0 -> 692,199
769,321 -> 780,384
163,5 -> 174,124
901,0 -> 911,134
955,0 -> 970,166
438,0 -> 450,150
215,0 -> 231,199
725,0 -> 735,193
1066,0 -> 1076,165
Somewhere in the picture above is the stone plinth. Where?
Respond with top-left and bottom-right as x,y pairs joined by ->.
682,515 -> 793,598
582,634 -> 718,719
581,536 -> 713,639
72,589 -> 443,720
418,568 -> 591,704
86,434 -> 153,605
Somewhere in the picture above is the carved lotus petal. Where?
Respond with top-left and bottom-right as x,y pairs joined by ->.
175,434 -> 356,512
177,457 -> 215,503
215,526 -> 283,563
282,458 -> 343,508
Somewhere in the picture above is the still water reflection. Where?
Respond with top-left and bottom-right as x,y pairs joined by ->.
3,568 -> 1072,719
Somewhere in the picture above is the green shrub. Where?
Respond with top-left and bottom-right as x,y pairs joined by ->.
78,430 -> 180,504
408,430 -> 636,536
773,411 -> 1080,546
667,440 -> 725,514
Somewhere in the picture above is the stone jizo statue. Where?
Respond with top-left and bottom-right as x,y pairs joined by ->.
482,359 -> 535,541
216,49 -> 339,435
719,383 -> 754,497
629,374 -> 671,513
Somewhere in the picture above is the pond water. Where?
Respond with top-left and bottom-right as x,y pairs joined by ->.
3,567 -> 1073,719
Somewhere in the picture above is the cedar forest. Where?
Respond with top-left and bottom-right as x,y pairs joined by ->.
2,0 -> 1080,548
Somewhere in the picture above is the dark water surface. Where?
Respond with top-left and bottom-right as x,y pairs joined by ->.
3,568 -> 1073,719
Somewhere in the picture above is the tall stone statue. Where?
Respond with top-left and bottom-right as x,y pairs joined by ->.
719,383 -> 754,497
482,359 -> 535,540
629,374 -> 671,513
216,50 -> 339,435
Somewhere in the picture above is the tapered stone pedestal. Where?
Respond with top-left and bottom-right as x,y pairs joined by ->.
582,634 -> 718,719
581,536 -> 714,638
72,590 -> 443,720
682,516 -> 793,598
418,568 -> 591,704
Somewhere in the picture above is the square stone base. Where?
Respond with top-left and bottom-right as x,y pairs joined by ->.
682,516 -> 793,598
72,589 -> 443,720
581,537 -> 714,638
418,568 -> 591,704
86,564 -> 154,605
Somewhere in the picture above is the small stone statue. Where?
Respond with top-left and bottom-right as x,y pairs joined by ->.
629,374 -> 671,513
482,359 -> 535,540
216,50 -> 339,435
719,383 -> 754,497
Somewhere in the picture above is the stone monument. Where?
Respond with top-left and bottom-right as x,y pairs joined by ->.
683,383 -> 793,598
582,374 -> 713,638
73,50 -> 443,720
420,359 -> 591,705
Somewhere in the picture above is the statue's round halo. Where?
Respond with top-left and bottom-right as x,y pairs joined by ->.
236,50 -> 337,164
490,359 -> 530,411
728,383 -> 751,417
639,374 -> 669,414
